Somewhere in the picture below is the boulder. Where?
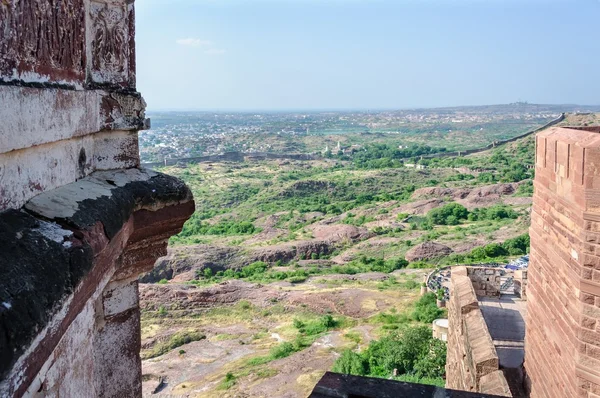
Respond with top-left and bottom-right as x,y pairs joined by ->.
405,241 -> 453,262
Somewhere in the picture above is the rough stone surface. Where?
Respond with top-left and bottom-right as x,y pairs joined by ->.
466,267 -> 506,298
0,1 -> 194,397
0,169 -> 194,397
0,0 -> 147,212
405,241 -> 453,262
526,126 -> 600,398
0,130 -> 141,210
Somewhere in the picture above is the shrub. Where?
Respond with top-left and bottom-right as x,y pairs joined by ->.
240,261 -> 269,278
218,372 -> 237,390
412,293 -> 445,323
427,203 -> 469,225
332,350 -> 367,375
333,326 -> 446,383
269,342 -> 295,359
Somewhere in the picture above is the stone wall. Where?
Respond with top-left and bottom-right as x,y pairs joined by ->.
0,1 -> 195,397
445,267 -> 512,397
514,269 -> 527,299
526,126 -> 600,398
465,267 -> 505,298
0,170 -> 194,397
0,0 -> 147,211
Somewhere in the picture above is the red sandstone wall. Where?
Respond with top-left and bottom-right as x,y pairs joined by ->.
526,127 -> 600,398
446,267 -> 511,397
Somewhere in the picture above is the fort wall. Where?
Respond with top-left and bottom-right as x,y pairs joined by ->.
525,126 -> 600,398
445,267 -> 512,397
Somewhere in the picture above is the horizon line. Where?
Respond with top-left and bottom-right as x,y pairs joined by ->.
146,102 -> 600,113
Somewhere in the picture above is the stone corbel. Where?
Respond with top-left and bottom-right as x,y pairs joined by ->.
0,168 -> 194,397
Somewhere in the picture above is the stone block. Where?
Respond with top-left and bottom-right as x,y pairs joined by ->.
102,281 -> 139,318
0,0 -> 87,87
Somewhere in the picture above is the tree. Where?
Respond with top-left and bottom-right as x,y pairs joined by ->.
413,339 -> 447,378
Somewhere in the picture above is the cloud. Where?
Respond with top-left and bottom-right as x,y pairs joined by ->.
176,38 -> 212,47
204,48 -> 226,55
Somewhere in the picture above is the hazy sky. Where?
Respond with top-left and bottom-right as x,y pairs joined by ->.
136,0 -> 600,111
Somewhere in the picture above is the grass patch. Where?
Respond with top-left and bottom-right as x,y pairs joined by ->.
142,330 -> 206,359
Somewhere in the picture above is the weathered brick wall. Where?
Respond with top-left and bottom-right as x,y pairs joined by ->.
446,267 -> 511,397
526,127 -> 600,398
466,267 -> 505,298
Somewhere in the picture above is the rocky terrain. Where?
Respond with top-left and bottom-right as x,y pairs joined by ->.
138,131 -> 538,396
140,270 -> 426,397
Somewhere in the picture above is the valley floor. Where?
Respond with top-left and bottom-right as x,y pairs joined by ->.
140,270 -> 426,397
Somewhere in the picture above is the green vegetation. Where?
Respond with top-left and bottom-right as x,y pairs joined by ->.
427,203 -> 469,225
341,144 -> 445,169
333,326 -> 447,386
248,315 -> 343,366
412,293 -> 446,323
178,216 -> 258,238
426,203 -> 518,226
218,372 -> 237,390
139,115 -> 553,394
142,330 -> 206,359
425,134 -> 536,182
443,233 -> 530,264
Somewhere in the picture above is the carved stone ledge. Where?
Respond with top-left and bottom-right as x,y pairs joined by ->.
0,168 -> 194,397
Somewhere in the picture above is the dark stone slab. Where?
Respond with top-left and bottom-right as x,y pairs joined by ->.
310,372 -> 509,398
0,210 -> 89,379
0,169 -> 193,381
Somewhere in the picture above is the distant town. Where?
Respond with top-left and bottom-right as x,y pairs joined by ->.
139,103 -> 600,163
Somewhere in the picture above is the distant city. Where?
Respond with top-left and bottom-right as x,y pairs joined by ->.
139,103 -> 600,163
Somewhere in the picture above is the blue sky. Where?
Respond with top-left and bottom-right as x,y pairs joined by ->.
136,0 -> 600,111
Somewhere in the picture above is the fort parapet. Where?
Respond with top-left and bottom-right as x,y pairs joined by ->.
445,267 -> 512,397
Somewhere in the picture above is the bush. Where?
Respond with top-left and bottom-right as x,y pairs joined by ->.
413,338 -> 447,378
408,261 -> 432,269
269,342 -> 296,359
502,233 -> 530,255
469,205 -> 518,222
332,325 -> 446,384
332,350 -> 367,375
218,372 -> 237,390
427,203 -> 469,225
412,293 -> 445,323
240,261 -> 269,278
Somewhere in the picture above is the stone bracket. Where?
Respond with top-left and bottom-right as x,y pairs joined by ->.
0,168 -> 194,397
